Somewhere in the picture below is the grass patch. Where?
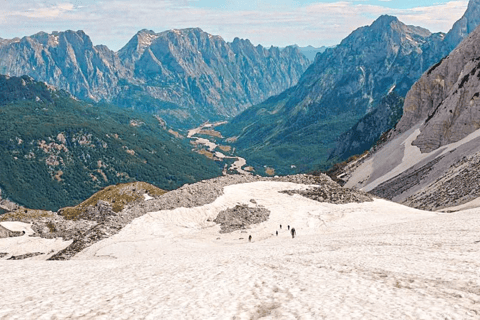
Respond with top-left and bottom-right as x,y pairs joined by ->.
0,209 -> 54,222
59,181 -> 166,220
196,149 -> 215,160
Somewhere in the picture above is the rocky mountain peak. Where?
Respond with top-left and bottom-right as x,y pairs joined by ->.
444,0 -> 480,49
371,15 -> 400,28
118,29 -> 159,64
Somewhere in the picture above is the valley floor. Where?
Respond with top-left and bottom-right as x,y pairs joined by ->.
0,181 -> 479,319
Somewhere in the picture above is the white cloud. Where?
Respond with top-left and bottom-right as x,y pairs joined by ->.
0,1 -> 469,50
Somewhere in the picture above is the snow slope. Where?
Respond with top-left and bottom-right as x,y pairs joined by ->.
0,181 -> 479,319
0,222 -> 72,260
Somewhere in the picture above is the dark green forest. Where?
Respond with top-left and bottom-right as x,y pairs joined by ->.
0,75 -> 221,211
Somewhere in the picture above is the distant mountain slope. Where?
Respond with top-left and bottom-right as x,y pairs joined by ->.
328,93 -> 404,162
294,45 -> 327,61
114,28 -> 310,128
0,28 -> 310,128
0,31 -> 123,101
344,23 -> 480,211
220,15 -> 436,174
0,75 -> 221,211
329,0 -> 480,163
221,0 -> 480,173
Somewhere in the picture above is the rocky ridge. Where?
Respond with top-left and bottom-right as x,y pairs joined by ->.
402,152 -> 480,211
0,28 -> 310,128
396,25 -> 480,152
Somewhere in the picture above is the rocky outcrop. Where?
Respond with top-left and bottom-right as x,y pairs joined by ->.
401,30 -> 480,152
0,225 -> 24,238
214,204 -> 270,233
0,28 -> 309,128
7,252 -> 44,260
280,186 -> 373,204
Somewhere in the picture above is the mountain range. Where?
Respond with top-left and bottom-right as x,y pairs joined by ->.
0,28 -> 310,128
2,0 -> 480,213
219,0 -> 480,175
343,18 -> 480,211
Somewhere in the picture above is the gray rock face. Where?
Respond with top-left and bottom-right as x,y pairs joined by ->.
397,24 -> 480,152
0,28 -> 309,128
344,22 -> 480,211
115,28 -> 310,127
444,0 -> 480,51
214,204 -> 270,233
0,31 -> 122,101
222,1 -> 480,173
402,151 -> 480,210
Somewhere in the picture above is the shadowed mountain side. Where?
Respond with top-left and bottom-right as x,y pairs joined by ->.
328,93 -> 404,163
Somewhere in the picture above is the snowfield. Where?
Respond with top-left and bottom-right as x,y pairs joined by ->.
0,181 -> 479,319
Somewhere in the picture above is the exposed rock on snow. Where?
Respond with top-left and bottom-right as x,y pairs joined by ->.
280,185 -> 373,204
0,224 -> 24,238
214,204 -> 270,233
7,252 -> 44,260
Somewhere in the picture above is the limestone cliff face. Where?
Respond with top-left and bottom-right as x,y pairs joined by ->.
0,31 -> 121,101
328,0 -> 480,163
114,28 -> 309,126
397,25 -> 480,152
444,0 -> 480,51
0,28 -> 309,128
343,23 -> 480,211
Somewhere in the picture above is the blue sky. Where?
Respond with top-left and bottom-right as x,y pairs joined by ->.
0,0 -> 469,51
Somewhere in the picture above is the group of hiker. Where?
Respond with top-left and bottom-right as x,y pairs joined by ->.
279,224 -> 296,238
249,224 -> 296,242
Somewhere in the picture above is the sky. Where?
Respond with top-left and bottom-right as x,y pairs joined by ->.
0,0 -> 470,51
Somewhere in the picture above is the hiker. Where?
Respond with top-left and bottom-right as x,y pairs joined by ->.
276,231 -> 278,236
288,225 -> 290,230
291,228 -> 296,239
280,224 -> 282,229
249,235 -> 252,242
